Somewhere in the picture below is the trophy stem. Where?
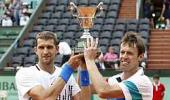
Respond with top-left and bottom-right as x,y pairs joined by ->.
81,29 -> 92,39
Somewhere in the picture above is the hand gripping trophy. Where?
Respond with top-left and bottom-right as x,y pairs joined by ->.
69,2 -> 103,54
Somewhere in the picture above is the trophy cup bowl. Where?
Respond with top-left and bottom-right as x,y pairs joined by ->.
70,2 -> 103,39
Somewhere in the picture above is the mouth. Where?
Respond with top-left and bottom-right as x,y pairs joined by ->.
42,56 -> 51,59
120,60 -> 129,66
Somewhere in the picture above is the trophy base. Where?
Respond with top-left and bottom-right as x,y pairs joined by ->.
80,29 -> 92,39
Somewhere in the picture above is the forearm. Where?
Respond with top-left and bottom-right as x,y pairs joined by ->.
28,78 -> 66,100
80,86 -> 91,100
78,69 -> 91,100
85,59 -> 110,95
46,77 -> 66,99
85,60 -> 124,98
161,4 -> 165,16
46,64 -> 74,99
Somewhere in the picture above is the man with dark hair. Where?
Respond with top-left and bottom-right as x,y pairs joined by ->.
152,74 -> 165,100
83,32 -> 153,100
15,31 -> 90,100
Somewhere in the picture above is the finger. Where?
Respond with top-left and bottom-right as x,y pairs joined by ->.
83,41 -> 87,49
94,38 -> 98,48
87,38 -> 90,48
83,43 -> 86,49
90,37 -> 94,47
73,53 -> 83,58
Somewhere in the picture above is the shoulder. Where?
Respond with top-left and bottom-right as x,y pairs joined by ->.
120,75 -> 153,99
16,66 -> 32,76
160,83 -> 166,88
15,66 -> 38,80
125,75 -> 153,95
129,74 -> 152,87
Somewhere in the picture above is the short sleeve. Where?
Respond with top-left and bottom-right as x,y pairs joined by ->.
15,68 -> 41,98
67,75 -> 81,96
118,76 -> 153,100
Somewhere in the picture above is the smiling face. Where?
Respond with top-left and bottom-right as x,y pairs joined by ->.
119,43 -> 144,73
119,32 -> 145,73
35,38 -> 58,65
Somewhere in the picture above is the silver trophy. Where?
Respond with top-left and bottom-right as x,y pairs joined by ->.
70,2 -> 103,39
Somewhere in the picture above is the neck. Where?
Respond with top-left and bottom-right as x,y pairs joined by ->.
38,62 -> 55,74
154,81 -> 160,85
123,67 -> 139,80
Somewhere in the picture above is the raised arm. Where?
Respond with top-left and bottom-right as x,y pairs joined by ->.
83,38 -> 124,98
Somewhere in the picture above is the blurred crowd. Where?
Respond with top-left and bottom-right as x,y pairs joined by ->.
0,0 -> 32,27
143,0 -> 170,29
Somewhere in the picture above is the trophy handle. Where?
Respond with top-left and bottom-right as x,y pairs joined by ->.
96,2 -> 104,17
70,2 -> 78,17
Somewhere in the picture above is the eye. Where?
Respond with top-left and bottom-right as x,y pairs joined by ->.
120,51 -> 125,54
38,46 -> 44,49
127,52 -> 133,56
47,46 -> 54,49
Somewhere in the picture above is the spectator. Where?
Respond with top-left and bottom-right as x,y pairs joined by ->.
96,52 -> 106,70
2,14 -> 13,26
102,46 -> 119,69
58,41 -> 72,65
19,2 -> 30,26
152,74 -> 165,100
3,0 -> 15,23
160,0 -> 170,29
143,0 -> 154,28
19,13 -> 29,26
21,2 -> 31,17
152,0 -> 163,28
10,0 -> 22,26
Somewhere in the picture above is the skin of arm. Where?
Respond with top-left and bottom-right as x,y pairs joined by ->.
27,54 -> 83,100
160,4 -> 165,18
73,92 -> 81,100
84,38 -> 124,98
28,77 -> 66,100
85,59 -> 124,98
77,57 -> 91,100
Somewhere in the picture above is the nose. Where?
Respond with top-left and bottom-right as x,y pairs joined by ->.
43,47 -> 49,54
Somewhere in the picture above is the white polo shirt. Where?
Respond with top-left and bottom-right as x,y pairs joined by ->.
108,68 -> 153,100
15,65 -> 80,100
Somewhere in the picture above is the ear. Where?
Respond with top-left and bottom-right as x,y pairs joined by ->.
138,53 -> 144,62
34,47 -> 37,55
55,45 -> 59,55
